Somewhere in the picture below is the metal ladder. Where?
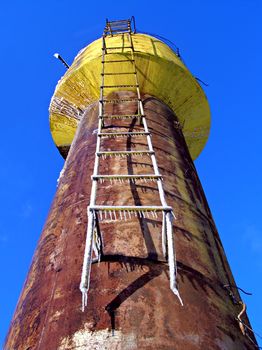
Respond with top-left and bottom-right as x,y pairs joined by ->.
80,18 -> 182,311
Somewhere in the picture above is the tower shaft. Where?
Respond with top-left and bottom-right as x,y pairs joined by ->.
5,94 -> 255,349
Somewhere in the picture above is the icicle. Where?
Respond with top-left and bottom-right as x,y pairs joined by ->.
113,210 -> 117,221
82,292 -> 88,312
93,238 -> 99,259
162,211 -> 167,259
109,211 -> 113,221
80,209 -> 96,312
166,211 -> 183,306
119,211 -> 123,220
93,227 -> 102,263
124,210 -> 127,221
128,210 -> 131,219
99,210 -> 103,220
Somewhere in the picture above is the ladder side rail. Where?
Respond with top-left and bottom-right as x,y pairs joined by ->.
128,37 -> 139,112
128,31 -> 135,52
99,37 -> 106,115
80,209 -> 96,311
166,211 -> 183,305
90,39 -> 106,206
130,33 -> 181,305
127,20 -> 131,35
130,46 -> 168,207
108,23 -> 113,36
142,106 -> 168,207
102,34 -> 107,54
89,117 -> 102,207
80,29 -> 107,312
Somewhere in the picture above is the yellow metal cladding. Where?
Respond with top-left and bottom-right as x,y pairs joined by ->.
49,34 -> 210,159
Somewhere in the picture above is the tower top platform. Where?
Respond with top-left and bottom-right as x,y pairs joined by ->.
49,33 -> 210,160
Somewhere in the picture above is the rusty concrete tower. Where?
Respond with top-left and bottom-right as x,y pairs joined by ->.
5,18 -> 258,349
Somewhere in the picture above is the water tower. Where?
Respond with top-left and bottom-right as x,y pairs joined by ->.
5,17 -> 257,349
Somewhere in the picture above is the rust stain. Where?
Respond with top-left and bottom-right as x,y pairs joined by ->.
5,93 -> 256,349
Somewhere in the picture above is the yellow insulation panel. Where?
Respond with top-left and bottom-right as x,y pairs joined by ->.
49,34 -> 210,159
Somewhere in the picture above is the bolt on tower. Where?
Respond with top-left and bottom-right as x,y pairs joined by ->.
5,17 -> 258,350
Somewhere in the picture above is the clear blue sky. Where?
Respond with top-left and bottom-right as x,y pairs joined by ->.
1,0 -> 261,347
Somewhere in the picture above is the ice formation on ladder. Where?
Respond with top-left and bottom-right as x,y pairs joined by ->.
79,17 -> 183,311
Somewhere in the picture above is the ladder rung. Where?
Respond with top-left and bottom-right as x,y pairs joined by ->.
104,30 -> 130,35
106,25 -> 129,30
103,52 -> 133,56
99,114 -> 143,119
98,132 -> 150,137
107,29 -> 129,33
104,33 -> 132,38
105,20 -> 130,29
108,19 -> 130,24
92,174 -> 162,181
101,84 -> 138,88
101,98 -> 140,103
106,23 -> 129,28
107,22 -> 130,27
90,205 -> 173,212
103,46 -> 133,50
88,205 -> 173,220
97,151 -> 154,157
102,72 -> 136,76
102,59 -> 135,63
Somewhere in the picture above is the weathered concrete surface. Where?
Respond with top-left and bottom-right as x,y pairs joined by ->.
5,93 -> 256,349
